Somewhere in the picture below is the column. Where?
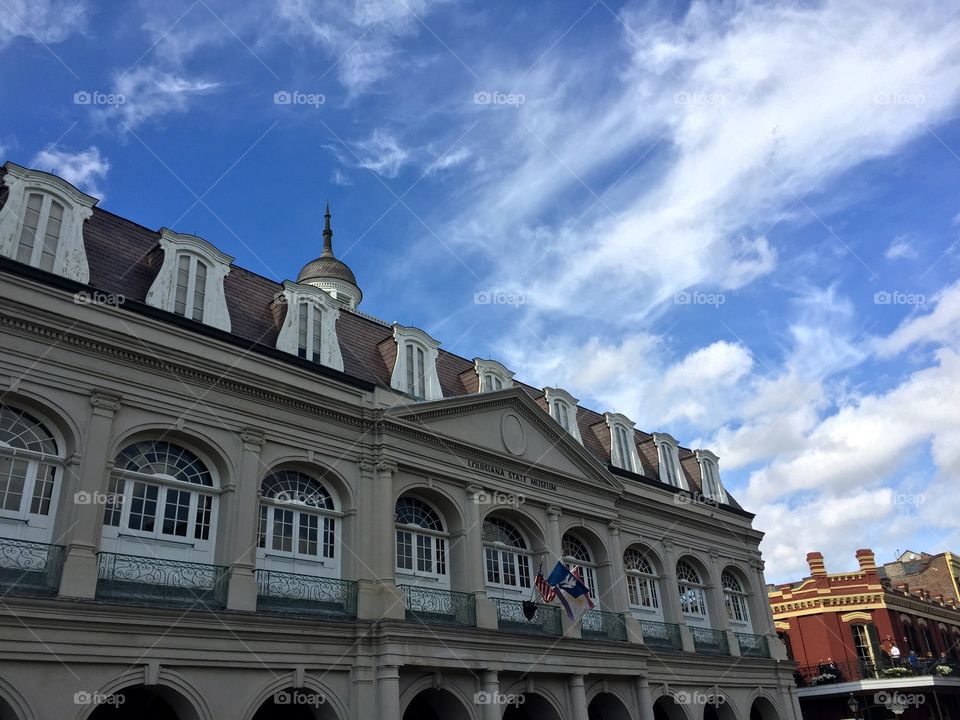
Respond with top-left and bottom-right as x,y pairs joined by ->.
568,675 -> 589,720
357,460 -> 404,620
467,484 -> 497,629
752,558 -> 786,659
58,391 -> 121,598
661,541 -> 695,653
546,506 -> 562,558
635,677 -> 655,720
223,428 -> 263,611
480,671 -> 500,720
708,553 -> 740,657
605,521 -> 629,613
377,664 -> 400,720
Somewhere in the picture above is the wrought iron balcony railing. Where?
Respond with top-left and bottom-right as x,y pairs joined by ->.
493,597 -> 562,636
96,552 -> 228,609
256,569 -> 358,618
0,538 -> 63,596
691,626 -> 730,655
736,632 -> 770,658
639,619 -> 683,652
581,609 -> 628,642
399,584 -> 476,627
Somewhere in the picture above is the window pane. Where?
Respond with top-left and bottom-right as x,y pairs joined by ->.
29,464 -> 56,515
396,530 -> 413,570
482,375 -> 491,392
192,260 -> 207,322
416,348 -> 425,398
103,475 -> 124,527
297,303 -> 309,359
405,344 -> 414,394
174,255 -> 191,316
40,200 -> 63,272
298,513 -> 318,556
322,517 -> 335,559
518,554 -> 531,588
161,488 -> 191,537
436,537 -> 446,575
194,494 -> 212,540
16,193 -> 42,264
272,508 -> 293,552
0,457 -> 27,512
127,482 -> 159,532
485,547 -> 500,584
257,504 -> 267,548
312,307 -> 322,361
502,551 -> 517,586
416,533 -> 432,572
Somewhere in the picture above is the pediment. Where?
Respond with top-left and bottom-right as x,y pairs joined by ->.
385,389 -> 622,492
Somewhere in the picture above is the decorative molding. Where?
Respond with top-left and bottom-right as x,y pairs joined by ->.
89,391 -> 122,413
389,324 -> 443,401
272,280 -> 344,372
605,412 -> 643,475
473,357 -> 514,393
839,611 -> 874,623
543,387 -> 583,444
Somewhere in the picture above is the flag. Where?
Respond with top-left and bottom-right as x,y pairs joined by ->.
570,566 -> 595,610
545,561 -> 592,621
535,565 -> 556,603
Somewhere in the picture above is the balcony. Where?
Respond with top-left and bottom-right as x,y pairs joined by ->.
399,584 -> 476,627
493,597 -> 562,636
0,538 -> 63,596
256,569 -> 357,618
96,552 -> 228,609
581,609 -> 628,642
691,626 -> 730,655
639,619 -> 683,652
795,658 -> 959,687
736,632 -> 770,658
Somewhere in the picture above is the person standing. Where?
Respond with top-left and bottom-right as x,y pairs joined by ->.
890,643 -> 901,665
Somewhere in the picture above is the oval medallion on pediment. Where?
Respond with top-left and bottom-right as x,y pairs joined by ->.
501,412 -> 526,456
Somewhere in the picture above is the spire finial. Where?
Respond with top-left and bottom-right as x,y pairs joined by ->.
321,201 -> 333,257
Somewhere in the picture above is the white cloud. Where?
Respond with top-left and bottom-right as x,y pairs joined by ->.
426,146 -> 472,174
342,129 -> 411,178
0,0 -> 87,47
30,146 -> 109,198
331,169 -> 352,186
886,234 -> 919,260
874,281 -> 960,357
107,67 -> 220,131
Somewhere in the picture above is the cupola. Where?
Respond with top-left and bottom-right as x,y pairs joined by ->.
296,203 -> 362,309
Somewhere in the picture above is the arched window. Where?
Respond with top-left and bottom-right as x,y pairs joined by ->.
174,253 -> 208,322
15,192 -> 64,272
677,559 -> 708,620
544,387 -> 583,442
474,359 -> 514,393
256,470 -> 339,576
103,441 -> 218,561
482,517 -> 531,595
654,433 -> 685,489
0,404 -> 62,542
395,496 -> 448,586
722,569 -> 750,625
297,301 -> 323,362
624,548 -> 660,613
562,533 -> 599,604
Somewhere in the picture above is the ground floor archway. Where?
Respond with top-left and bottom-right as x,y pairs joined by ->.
703,700 -> 737,720
749,697 -> 780,720
502,692 -> 562,720
88,686 -> 196,720
588,692 -> 632,720
402,688 -> 471,720
653,696 -> 689,720
251,687 -> 340,720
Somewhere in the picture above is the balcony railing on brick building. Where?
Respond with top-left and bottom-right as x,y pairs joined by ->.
96,552 -> 228,609
795,657 -> 959,687
0,538 -> 63,596
493,597 -> 562,636
581,609 -> 628,642
399,584 -> 476,627
639,619 -> 683,652
691,626 -> 730,655
256,569 -> 358,618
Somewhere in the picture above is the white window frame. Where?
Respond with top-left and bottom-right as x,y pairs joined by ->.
562,533 -> 600,608
543,387 -> 583,443
273,281 -> 345,371
389,324 -> 443,401
173,252 -> 208,322
722,569 -> 751,628
482,518 -> 533,598
394,496 -> 448,587
653,433 -> 688,490
624,548 -> 662,619
676,559 -> 710,624
605,413 -> 643,474
696,449 -> 726,502
473,358 -> 514,393
297,300 -> 323,362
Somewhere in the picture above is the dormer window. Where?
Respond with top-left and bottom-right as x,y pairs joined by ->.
652,432 -> 688,490
390,324 -> 442,401
145,229 -> 233,332
605,412 -> 643,474
273,281 -> 344,371
543,387 -> 583,443
695,449 -> 726,502
474,358 -> 514,393
0,162 -> 97,282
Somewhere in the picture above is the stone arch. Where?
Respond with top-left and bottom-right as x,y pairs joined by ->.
399,675 -> 478,720
587,691 -> 632,720
501,691 -> 564,720
675,554 -> 720,627
394,483 -> 470,590
0,391 -> 78,457
263,455 -> 356,512
400,678 -> 476,720
78,668 -> 212,720
650,687 -> 692,720
721,563 -> 758,633
109,423 -> 235,488
241,674 -> 346,720
0,676 -> 35,720
480,506 -> 549,557
746,690 -> 782,720
700,690 -> 741,720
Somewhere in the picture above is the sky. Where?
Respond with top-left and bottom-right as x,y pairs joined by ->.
2,0 -> 960,584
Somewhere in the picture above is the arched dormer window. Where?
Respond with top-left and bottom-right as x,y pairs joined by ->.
482,517 -> 531,596
272,281 -> 345,371
474,358 -> 514,393
394,496 -> 448,587
676,559 -> 709,622
0,404 -> 63,544
653,433 -> 688,490
696,449 -> 726,502
0,161 -> 97,282
722,569 -> 750,626
605,413 -> 643,474
543,387 -> 583,443
562,533 -> 599,605
256,470 -> 340,578
102,440 -> 218,563
390,324 -> 442,401
145,229 -> 233,332
624,548 -> 661,617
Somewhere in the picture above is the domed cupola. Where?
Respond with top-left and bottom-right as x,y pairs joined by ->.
296,203 -> 362,309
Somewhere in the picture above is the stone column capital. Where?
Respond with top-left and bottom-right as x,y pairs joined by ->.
89,391 -> 122,414
240,428 -> 265,451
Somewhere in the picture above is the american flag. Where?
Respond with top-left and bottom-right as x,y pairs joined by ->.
535,566 -> 556,602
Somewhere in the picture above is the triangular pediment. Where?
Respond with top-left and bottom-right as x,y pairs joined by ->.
385,388 -> 622,492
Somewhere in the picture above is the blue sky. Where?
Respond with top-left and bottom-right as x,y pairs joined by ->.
3,0 -> 960,582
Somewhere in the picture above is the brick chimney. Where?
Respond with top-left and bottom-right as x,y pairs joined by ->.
807,551 -> 827,577
856,548 -> 877,571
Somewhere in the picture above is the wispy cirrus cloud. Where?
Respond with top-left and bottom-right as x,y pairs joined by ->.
0,0 -> 87,47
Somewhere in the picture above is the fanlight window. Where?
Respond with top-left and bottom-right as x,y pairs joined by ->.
722,570 -> 750,624
677,559 -> 707,617
105,441 -> 216,544
562,533 -> 598,600
15,192 -> 64,272
257,470 -> 337,562
395,496 -> 447,580
624,548 -> 660,611
482,518 -> 531,592
0,405 -> 60,521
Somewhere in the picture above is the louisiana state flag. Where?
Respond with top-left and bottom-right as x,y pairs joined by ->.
545,562 -> 591,621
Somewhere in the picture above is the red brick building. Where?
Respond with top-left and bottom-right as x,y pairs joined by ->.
768,549 -> 960,719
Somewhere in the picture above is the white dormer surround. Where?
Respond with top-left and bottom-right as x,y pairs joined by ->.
474,358 -> 514,393
695,449 -> 726,503
652,432 -> 689,490
273,280 -> 344,371
390,324 -> 443,401
543,387 -> 583,443
605,412 -> 643,474
0,161 -> 97,282
145,229 -> 233,332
